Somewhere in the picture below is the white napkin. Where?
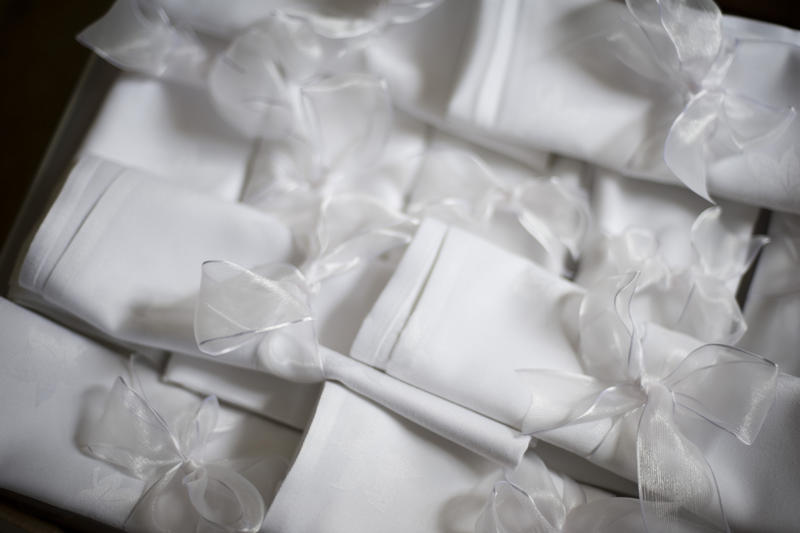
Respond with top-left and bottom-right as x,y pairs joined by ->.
351,217 -> 800,531
0,298 -> 301,531
367,0 -> 800,213
79,72 -> 254,201
10,156 -> 319,426
352,218 -> 585,429
263,381 -> 610,533
741,213 -> 800,376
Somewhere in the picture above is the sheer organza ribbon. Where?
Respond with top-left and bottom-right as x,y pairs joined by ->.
195,194 -> 417,373
519,273 -> 778,531
583,206 -> 768,344
82,377 -> 269,533
615,0 -> 797,201
408,149 -> 591,266
476,453 -> 650,533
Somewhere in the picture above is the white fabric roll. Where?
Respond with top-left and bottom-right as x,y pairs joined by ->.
366,0 -> 800,213
0,298 -> 301,530
351,217 -> 800,531
263,381 -> 609,533
10,156 -> 317,425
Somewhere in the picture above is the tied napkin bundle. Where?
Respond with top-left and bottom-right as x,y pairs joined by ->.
367,0 -> 800,213
347,219 -> 800,531
10,156 -> 318,427
0,298 -> 301,532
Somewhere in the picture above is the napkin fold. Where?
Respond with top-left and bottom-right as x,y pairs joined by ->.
10,156 -> 317,426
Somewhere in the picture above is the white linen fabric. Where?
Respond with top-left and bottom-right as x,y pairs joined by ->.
79,72 -> 254,201
741,213 -> 800,376
352,217 -> 800,531
366,0 -> 800,213
10,156 -> 318,427
263,381 -> 610,533
13,156 -> 292,359
0,298 -> 301,531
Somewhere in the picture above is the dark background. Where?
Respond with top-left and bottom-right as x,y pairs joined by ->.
0,0 -> 798,531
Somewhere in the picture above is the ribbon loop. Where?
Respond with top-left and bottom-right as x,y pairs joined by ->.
194,260 -> 313,357
83,377 -> 267,533
519,270 -> 778,531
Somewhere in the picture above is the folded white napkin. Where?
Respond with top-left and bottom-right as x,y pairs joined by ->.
79,73 -> 254,201
263,381 -> 610,533
351,217 -> 800,531
10,156 -> 318,426
741,213 -> 800,376
0,298 -> 301,532
367,0 -> 800,213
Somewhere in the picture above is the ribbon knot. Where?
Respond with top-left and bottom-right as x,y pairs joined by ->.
408,149 -> 591,271
194,194 -> 416,380
616,0 -> 797,202
519,272 -> 778,531
83,377 -> 266,533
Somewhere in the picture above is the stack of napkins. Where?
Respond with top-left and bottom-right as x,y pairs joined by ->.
3,0 -> 800,531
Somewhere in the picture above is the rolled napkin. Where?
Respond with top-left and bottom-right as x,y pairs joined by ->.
741,213 -> 800,376
79,72 -> 254,201
263,381 -> 609,533
10,156 -> 316,426
366,0 -> 800,213
349,218 -> 800,531
193,244 -> 531,465
0,298 -> 301,532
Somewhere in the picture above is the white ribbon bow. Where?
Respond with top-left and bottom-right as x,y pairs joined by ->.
476,453 -> 653,533
615,0 -> 797,201
519,272 -> 778,532
408,149 -> 591,269
83,377 -> 267,533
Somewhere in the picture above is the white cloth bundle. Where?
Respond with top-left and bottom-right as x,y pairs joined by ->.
0,298 -> 301,532
367,0 -> 800,213
263,381 -> 613,533
11,156 -> 317,426
351,218 -> 800,531
79,72 -> 254,201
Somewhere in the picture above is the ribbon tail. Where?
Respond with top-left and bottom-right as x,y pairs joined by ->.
664,91 -> 724,203
636,386 -> 729,532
